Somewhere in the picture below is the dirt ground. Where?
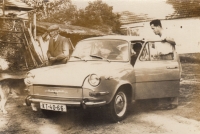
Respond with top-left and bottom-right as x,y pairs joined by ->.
0,61 -> 200,134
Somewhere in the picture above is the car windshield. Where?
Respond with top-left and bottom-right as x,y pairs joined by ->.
70,39 -> 129,61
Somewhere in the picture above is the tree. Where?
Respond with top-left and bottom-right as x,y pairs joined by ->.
73,0 -> 122,33
34,0 -> 122,33
167,0 -> 200,18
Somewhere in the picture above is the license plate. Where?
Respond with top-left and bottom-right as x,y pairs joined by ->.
40,103 -> 67,112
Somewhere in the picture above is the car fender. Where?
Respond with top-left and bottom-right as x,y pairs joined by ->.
107,80 -> 134,104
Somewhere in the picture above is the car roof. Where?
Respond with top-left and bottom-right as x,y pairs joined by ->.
82,35 -> 145,42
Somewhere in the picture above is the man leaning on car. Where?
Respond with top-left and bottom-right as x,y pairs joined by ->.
150,19 -> 180,109
47,24 -> 72,65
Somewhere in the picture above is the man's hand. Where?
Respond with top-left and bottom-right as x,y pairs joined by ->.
165,37 -> 174,41
49,57 -> 57,61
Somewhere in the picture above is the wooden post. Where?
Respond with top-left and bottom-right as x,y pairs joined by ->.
2,0 -> 5,16
29,21 -> 32,33
33,11 -> 36,40
21,22 -> 38,67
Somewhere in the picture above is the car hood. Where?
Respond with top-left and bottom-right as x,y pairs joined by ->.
30,61 -> 132,86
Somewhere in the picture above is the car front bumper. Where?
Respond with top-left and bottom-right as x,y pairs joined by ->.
25,95 -> 107,111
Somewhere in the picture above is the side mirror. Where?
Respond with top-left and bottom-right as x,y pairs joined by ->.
152,44 -> 155,48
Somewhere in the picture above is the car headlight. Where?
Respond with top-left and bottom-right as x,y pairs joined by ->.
88,74 -> 101,87
24,72 -> 35,86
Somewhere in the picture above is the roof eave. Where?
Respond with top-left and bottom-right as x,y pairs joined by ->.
5,6 -> 33,11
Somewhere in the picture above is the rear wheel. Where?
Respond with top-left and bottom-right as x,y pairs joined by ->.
107,90 -> 128,122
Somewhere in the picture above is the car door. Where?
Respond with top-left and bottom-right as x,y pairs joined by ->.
134,41 -> 181,99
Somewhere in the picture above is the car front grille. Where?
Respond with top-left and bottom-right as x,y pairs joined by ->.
32,85 -> 82,99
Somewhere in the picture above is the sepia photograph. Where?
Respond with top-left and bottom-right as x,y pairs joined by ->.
0,0 -> 200,133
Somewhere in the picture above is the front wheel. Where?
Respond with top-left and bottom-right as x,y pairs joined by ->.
107,90 -> 128,122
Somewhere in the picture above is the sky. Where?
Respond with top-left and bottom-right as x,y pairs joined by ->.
71,0 -> 175,19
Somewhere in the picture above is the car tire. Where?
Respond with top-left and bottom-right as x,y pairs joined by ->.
107,89 -> 128,122
41,109 -> 61,117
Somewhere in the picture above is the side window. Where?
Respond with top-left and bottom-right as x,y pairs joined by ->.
149,42 -> 174,61
140,42 -> 174,61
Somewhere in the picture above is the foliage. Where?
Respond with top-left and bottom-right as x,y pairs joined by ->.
42,4 -> 77,24
166,0 -> 200,18
33,0 -> 122,34
72,0 -> 122,34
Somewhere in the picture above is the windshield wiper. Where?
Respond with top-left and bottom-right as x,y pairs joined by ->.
90,54 -> 110,62
90,54 -> 103,59
71,56 -> 87,62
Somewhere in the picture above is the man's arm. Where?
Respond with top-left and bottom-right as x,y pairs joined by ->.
161,31 -> 176,45
166,37 -> 176,45
56,38 -> 69,60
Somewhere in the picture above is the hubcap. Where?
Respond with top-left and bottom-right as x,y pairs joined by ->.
114,92 -> 127,117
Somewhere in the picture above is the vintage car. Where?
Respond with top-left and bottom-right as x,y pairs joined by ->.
24,35 -> 181,122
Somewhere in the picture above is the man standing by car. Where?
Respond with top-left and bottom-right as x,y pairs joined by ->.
150,19 -> 175,45
150,19 -> 179,109
47,24 -> 72,65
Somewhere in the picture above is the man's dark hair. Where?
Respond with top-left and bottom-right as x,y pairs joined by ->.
150,19 -> 162,28
133,43 -> 142,54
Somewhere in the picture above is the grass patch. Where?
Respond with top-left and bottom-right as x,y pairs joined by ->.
179,53 -> 200,63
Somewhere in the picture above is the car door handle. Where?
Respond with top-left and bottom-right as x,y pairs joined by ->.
166,66 -> 178,69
